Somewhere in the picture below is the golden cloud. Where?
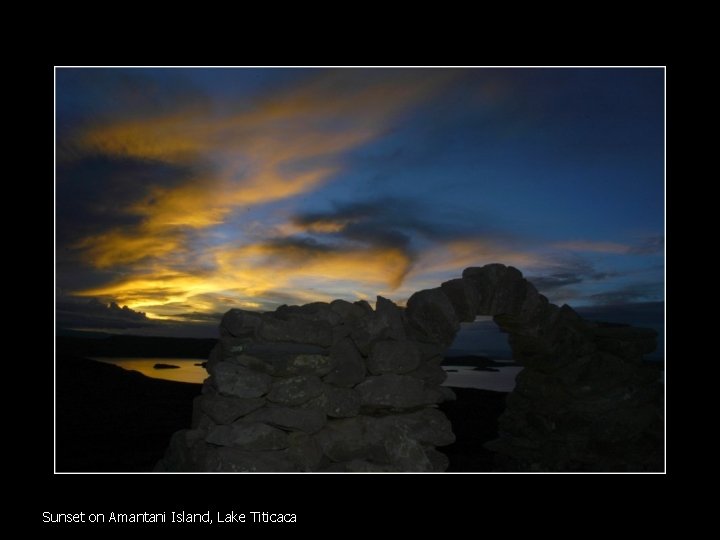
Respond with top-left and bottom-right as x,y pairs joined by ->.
68,70 -> 461,318
70,71 -> 449,269
76,240 -> 412,317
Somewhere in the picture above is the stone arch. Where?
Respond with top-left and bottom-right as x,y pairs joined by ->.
158,263 -> 663,472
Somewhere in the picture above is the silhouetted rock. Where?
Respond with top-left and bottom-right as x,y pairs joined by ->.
286,432 -> 323,471
463,264 -> 526,315
407,357 -> 447,386
259,314 -> 333,347
366,340 -> 420,375
267,375 -> 324,406
221,309 -> 263,338
441,278 -> 479,322
244,405 -> 327,434
153,363 -> 180,370
305,385 -> 360,418
372,408 -> 455,447
406,287 -> 459,345
211,363 -> 271,399
313,417 -> 368,462
285,354 -> 336,376
313,413 -> 451,471
196,394 -> 265,425
329,299 -> 367,322
356,374 -> 428,410
276,302 -> 342,326
159,262 -> 663,472
324,338 -> 366,387
206,422 -> 288,450
375,296 -> 407,340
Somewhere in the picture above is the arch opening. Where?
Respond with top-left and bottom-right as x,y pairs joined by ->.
443,316 -> 520,393
158,263 -> 663,472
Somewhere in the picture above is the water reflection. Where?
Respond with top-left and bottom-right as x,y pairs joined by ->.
91,357 -> 207,384
442,365 -> 523,393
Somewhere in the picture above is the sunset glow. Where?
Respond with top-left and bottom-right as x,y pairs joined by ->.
56,68 -> 664,333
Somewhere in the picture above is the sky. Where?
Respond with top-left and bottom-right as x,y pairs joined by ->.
55,67 -> 664,336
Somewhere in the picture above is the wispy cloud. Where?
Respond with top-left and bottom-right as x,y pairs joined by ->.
67,71 -> 450,266
552,240 -> 629,254
627,236 -> 664,255
63,71 -> 455,316
552,236 -> 664,256
589,283 -> 664,304
57,69 -> 663,324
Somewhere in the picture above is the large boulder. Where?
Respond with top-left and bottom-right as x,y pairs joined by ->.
314,417 -> 371,463
462,264 -> 526,315
440,278 -> 479,322
211,363 -> 272,398
356,374 -> 429,410
407,356 -> 447,386
205,422 -> 289,450
371,408 -> 456,447
234,352 -> 335,378
329,299 -> 367,322
313,415 -> 449,471
286,432 -> 324,471
244,405 -> 327,434
366,340 -> 420,375
405,287 -> 460,346
159,429 -> 208,471
275,302 -> 343,326
375,296 -> 407,340
258,314 -> 333,347
221,309 -> 264,338
304,385 -> 361,418
196,394 -> 265,425
324,338 -> 366,387
354,300 -> 374,316
267,375 -> 324,406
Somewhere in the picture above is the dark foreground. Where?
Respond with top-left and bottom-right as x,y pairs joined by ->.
437,388 -> 507,471
56,356 -> 507,472
57,356 -> 201,472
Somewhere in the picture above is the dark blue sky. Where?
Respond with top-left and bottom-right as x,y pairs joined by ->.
56,67 -> 664,331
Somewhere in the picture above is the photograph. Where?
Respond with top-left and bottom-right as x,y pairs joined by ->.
55,66 -> 665,474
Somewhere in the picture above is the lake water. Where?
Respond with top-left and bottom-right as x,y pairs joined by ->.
91,357 -> 208,384
90,311 -> 660,393
91,356 -> 522,391
442,364 -> 523,393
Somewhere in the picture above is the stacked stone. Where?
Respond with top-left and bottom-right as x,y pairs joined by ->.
158,296 -> 456,472
457,265 -> 663,472
159,262 -> 663,472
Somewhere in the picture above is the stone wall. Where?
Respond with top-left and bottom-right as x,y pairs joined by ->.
158,263 -> 663,472
158,295 -> 456,472
468,267 -> 664,471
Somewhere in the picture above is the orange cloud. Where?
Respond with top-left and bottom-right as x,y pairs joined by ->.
73,229 -> 183,269
365,238 -> 549,305
68,71 -> 467,319
76,239 -> 412,318
71,71 -> 451,276
414,238 -> 544,276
